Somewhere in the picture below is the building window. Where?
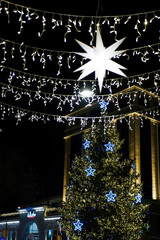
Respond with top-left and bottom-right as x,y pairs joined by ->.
23,221 -> 39,240
8,230 -> 16,240
47,229 -> 52,240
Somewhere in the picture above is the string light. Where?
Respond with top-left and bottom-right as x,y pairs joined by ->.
0,64 -> 160,94
0,99 -> 158,129
0,37 -> 160,73
0,69 -> 159,112
0,1 -> 159,129
0,1 -> 160,42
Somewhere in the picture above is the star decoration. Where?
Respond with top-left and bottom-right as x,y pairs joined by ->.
135,193 -> 142,203
104,141 -> 115,152
74,27 -> 127,92
73,219 -> 83,231
85,165 -> 96,177
99,100 -> 109,110
83,139 -> 90,149
105,190 -> 117,202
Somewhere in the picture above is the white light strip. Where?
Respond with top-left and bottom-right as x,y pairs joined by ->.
19,206 -> 44,214
0,221 -> 19,225
44,217 -> 60,221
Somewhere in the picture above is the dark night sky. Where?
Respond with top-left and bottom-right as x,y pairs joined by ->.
0,0 -> 159,212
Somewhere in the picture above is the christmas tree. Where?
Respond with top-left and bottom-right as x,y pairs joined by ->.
59,117 -> 148,239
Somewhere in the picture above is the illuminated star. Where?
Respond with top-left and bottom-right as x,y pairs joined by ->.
135,193 -> 142,203
74,27 -> 127,92
73,219 -> 83,231
104,141 -> 115,152
85,165 -> 96,177
99,100 -> 109,110
105,190 -> 117,202
83,139 -> 90,149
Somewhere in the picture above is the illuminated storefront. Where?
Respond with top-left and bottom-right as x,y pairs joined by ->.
0,197 -> 62,240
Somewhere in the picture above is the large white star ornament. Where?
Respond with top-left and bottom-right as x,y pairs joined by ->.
74,28 -> 127,92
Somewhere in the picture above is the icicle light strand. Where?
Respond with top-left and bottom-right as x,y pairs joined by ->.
0,99 -> 159,127
0,1 -> 160,41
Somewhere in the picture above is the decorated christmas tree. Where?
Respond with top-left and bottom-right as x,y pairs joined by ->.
59,115 -> 148,239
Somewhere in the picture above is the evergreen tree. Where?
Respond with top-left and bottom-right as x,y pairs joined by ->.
59,119 -> 148,240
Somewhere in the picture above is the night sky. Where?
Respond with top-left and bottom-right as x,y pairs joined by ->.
0,0 -> 159,212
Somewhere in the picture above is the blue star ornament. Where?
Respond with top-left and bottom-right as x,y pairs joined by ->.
104,141 -> 115,152
83,139 -> 90,149
105,190 -> 117,202
99,100 -> 109,110
135,193 -> 142,203
85,165 -> 96,177
73,219 -> 83,231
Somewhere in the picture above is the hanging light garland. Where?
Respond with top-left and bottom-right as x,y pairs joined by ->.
0,1 -> 160,42
0,37 -> 160,73
0,1 -> 159,128
0,63 -> 159,111
0,78 -> 159,112
0,99 -> 159,128
0,64 -> 160,94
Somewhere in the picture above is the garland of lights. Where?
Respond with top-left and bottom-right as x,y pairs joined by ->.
0,79 -> 159,111
0,1 -> 159,127
1,64 -> 160,92
0,38 -> 160,72
0,1 -> 160,42
0,99 -> 159,129
0,63 -> 159,111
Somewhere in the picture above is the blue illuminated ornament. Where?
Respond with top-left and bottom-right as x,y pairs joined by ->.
105,190 -> 117,202
59,221 -> 62,235
135,193 -> 142,203
132,163 -> 136,171
99,100 -> 109,110
85,165 -> 96,177
73,219 -> 83,231
104,141 -> 115,152
83,139 -> 90,149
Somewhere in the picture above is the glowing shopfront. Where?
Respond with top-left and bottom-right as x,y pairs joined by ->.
0,198 -> 61,240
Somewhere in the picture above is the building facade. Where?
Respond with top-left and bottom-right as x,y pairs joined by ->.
0,197 -> 62,240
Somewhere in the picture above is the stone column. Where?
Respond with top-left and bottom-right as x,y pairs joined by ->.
150,121 -> 160,200
129,116 -> 141,184
63,136 -> 71,202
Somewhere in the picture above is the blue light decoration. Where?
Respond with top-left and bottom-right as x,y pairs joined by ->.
104,141 -> 115,152
135,193 -> 142,203
59,221 -> 62,235
99,100 -> 109,110
86,155 -> 92,163
83,139 -> 91,149
132,163 -> 136,171
73,219 -> 83,231
85,165 -> 96,177
105,190 -> 117,202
